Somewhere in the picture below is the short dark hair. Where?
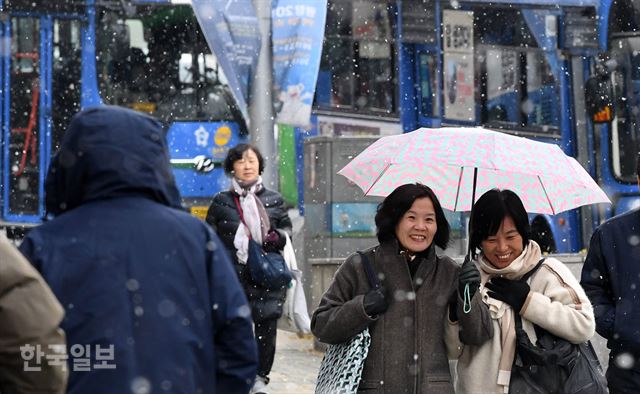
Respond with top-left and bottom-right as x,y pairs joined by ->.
468,189 -> 530,259
375,183 -> 450,249
223,143 -> 265,176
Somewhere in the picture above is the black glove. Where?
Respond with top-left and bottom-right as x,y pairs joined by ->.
263,229 -> 286,253
485,277 -> 530,312
363,287 -> 388,317
458,255 -> 481,300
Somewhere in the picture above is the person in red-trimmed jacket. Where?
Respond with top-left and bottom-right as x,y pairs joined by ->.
206,143 -> 292,394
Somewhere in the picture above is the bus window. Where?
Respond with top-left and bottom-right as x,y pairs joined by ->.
52,19 -> 82,153
418,53 -> 439,118
9,17 -> 40,216
610,37 -> 640,183
526,52 -> 559,129
95,5 -> 237,123
475,8 -> 559,134
318,1 -> 354,108
485,48 -> 518,124
481,47 -> 560,133
315,0 -> 397,115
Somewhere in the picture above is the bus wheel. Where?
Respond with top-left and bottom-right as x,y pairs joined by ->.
531,218 -> 556,253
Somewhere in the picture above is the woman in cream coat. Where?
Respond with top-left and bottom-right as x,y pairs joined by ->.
445,189 -> 595,394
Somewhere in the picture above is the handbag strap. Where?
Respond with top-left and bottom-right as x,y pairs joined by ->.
514,258 -> 545,330
357,251 -> 380,290
232,194 -> 252,240
519,258 -> 546,283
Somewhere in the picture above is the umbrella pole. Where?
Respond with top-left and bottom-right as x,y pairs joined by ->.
463,168 -> 479,314
471,167 -> 478,209
466,168 -> 478,257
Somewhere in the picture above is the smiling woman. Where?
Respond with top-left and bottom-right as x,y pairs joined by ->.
480,216 -> 524,269
469,191 -> 530,271
394,197 -> 438,254
445,188 -> 596,394
311,183 -> 492,393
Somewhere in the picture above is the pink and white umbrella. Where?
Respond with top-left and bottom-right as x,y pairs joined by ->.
338,127 -> 610,214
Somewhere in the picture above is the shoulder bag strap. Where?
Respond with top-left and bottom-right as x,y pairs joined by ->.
520,258 -> 546,283
357,251 -> 380,290
232,194 -> 252,240
514,258 -> 546,330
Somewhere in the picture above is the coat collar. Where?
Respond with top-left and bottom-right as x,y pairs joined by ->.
375,239 -> 438,291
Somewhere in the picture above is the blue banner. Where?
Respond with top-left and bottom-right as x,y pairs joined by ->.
191,0 -> 260,126
272,0 -> 327,127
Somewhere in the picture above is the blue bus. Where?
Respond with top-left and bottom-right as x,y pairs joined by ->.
312,0 -> 638,254
592,0 -> 640,223
2,0 -> 247,236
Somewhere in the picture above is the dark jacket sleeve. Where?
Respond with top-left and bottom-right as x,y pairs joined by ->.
447,261 -> 493,346
205,192 -> 242,253
270,191 -> 292,236
207,229 -> 258,393
580,229 -> 615,340
205,194 -> 222,232
455,291 -> 494,345
17,236 -> 39,271
311,254 -> 375,344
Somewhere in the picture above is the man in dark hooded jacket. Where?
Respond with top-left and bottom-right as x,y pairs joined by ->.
19,106 -> 257,394
581,152 -> 640,393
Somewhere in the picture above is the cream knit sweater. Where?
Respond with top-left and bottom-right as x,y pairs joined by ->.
444,241 -> 595,394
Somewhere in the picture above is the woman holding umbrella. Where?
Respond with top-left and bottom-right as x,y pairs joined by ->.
445,189 -> 596,393
312,183 -> 491,393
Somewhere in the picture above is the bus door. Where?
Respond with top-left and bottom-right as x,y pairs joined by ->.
415,45 -> 441,127
2,15 -> 81,223
570,54 -> 599,246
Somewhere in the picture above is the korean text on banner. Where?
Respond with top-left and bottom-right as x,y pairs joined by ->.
191,0 -> 260,126
272,0 -> 327,127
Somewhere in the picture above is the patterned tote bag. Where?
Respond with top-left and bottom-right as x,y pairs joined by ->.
315,328 -> 371,394
315,252 -> 379,394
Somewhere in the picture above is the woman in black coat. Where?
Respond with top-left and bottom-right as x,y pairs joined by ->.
206,143 -> 292,394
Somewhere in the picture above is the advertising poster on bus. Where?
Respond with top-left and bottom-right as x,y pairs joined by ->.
191,0 -> 260,125
272,0 -> 327,127
443,10 -> 475,122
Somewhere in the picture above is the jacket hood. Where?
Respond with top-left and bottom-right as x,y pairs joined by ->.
45,105 -> 182,215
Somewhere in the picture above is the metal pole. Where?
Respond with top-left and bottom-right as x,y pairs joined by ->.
250,0 -> 278,190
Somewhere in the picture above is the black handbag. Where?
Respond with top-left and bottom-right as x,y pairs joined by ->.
234,195 -> 291,290
509,260 -> 607,394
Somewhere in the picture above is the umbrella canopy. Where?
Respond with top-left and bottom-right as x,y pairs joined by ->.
338,127 -> 610,214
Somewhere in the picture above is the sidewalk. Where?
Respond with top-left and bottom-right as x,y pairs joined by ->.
268,330 -> 323,394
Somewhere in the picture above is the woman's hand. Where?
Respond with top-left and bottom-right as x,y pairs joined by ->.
263,229 -> 286,252
458,255 -> 481,299
363,287 -> 388,317
485,278 -> 530,312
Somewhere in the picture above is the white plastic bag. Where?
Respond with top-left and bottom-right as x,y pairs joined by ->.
279,234 -> 311,334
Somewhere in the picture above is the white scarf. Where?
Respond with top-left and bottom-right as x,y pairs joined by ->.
232,176 -> 269,264
477,241 -> 542,393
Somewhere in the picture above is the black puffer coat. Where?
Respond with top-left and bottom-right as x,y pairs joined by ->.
206,189 -> 292,322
